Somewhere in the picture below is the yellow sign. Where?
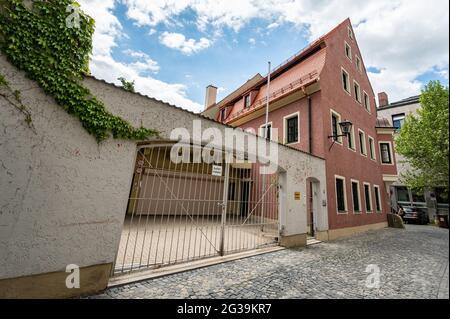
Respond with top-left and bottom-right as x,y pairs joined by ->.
294,192 -> 301,200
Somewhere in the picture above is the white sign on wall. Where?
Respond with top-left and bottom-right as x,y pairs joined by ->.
212,165 -> 223,176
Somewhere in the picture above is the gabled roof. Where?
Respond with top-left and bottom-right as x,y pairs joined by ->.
377,95 -> 420,111
204,18 -> 351,114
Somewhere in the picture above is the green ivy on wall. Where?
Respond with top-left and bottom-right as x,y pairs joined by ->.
0,0 -> 159,142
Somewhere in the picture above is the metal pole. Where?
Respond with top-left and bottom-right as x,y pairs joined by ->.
264,61 -> 271,140
261,62 -> 271,232
219,153 -> 231,256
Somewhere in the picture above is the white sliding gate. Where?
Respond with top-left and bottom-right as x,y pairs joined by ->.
113,143 -> 279,275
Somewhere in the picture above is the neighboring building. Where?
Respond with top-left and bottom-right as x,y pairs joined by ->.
202,18 -> 397,240
377,94 -> 449,220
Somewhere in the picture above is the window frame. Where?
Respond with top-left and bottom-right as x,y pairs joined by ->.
341,67 -> 351,95
283,112 -> 300,145
392,113 -> 405,132
351,179 -> 362,214
355,55 -> 362,72
374,185 -> 382,213
368,136 -> 376,161
363,182 -> 373,213
345,41 -> 352,61
348,26 -> 354,40
335,175 -> 348,214
353,80 -> 362,103
348,124 -> 356,151
220,108 -> 227,121
363,91 -> 370,113
379,141 -> 394,165
358,129 -> 367,156
330,109 -> 343,145
244,94 -> 251,108
259,122 -> 273,140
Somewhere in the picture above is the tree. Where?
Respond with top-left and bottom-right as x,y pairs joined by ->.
395,81 -> 449,198
118,77 -> 135,93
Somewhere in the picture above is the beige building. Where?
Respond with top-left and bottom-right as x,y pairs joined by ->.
376,93 -> 449,219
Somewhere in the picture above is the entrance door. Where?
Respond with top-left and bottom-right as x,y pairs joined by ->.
309,181 -> 315,237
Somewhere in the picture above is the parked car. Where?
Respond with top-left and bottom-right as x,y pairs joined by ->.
402,207 -> 429,225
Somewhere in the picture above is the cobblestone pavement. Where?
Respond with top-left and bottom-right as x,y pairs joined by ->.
89,225 -> 449,299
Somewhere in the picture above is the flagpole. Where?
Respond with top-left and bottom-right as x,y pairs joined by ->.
261,61 -> 271,232
264,61 -> 271,139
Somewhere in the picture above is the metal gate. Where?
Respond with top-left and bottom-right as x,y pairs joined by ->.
113,143 -> 279,275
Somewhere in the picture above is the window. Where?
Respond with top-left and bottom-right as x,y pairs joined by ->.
353,81 -> 361,103
363,92 -> 370,112
374,185 -> 381,212
341,68 -> 350,94
348,125 -> 355,150
220,108 -> 226,121
412,191 -> 425,203
380,142 -> 392,164
335,176 -> 347,213
345,42 -> 352,60
359,130 -> 367,156
364,183 -> 372,212
351,180 -> 361,213
260,123 -> 272,140
244,95 -> 251,108
368,137 -> 375,160
330,110 -> 342,144
284,113 -> 299,144
332,114 -> 339,142
392,113 -> 405,132
356,56 -> 362,72
348,27 -> 353,40
396,186 -> 410,202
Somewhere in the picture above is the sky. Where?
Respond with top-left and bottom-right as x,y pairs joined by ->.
77,0 -> 449,114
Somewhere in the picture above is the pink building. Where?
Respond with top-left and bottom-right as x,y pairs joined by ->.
202,18 -> 398,239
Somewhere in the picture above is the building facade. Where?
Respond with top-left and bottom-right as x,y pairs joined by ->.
202,18 -> 397,240
377,94 -> 449,220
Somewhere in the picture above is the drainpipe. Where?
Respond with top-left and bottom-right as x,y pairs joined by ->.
308,95 -> 312,155
302,85 -> 313,155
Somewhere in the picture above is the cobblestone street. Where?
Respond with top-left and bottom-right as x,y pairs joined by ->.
89,225 -> 449,299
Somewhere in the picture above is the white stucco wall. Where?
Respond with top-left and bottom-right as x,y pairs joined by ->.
0,54 -> 326,280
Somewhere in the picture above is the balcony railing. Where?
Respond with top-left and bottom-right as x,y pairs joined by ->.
226,70 -> 319,122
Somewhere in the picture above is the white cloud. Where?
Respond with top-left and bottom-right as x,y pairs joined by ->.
267,22 -> 279,30
90,55 -> 203,112
159,32 -> 212,55
248,38 -> 256,45
122,49 -> 160,73
122,0 -> 449,101
77,0 -> 203,112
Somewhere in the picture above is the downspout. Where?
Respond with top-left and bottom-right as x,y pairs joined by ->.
308,95 -> 312,154
302,85 -> 313,155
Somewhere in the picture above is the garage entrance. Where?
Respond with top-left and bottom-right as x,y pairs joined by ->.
113,143 -> 280,275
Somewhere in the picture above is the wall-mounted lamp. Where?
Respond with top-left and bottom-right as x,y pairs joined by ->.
328,119 -> 353,150
328,120 -> 353,140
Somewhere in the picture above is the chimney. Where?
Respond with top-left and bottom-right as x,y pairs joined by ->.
378,92 -> 389,108
204,85 -> 217,110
